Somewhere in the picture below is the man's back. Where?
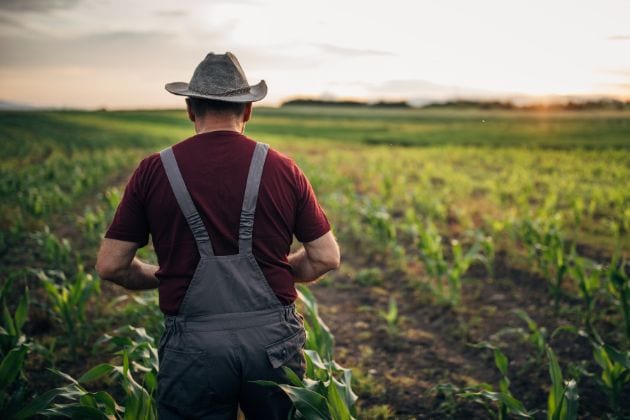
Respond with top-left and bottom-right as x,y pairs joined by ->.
106,130 -> 330,315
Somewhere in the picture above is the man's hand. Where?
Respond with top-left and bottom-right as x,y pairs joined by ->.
289,231 -> 340,283
96,238 -> 159,290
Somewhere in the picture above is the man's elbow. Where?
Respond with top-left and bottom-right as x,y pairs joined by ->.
95,258 -> 121,282
322,246 -> 341,271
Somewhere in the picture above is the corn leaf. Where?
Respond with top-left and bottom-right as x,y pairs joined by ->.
547,347 -> 565,420
14,287 -> 29,332
604,344 -> 630,369
325,378 -> 352,420
277,383 -> 332,420
282,366 -> 305,387
78,363 -> 115,383
13,388 -> 67,419
0,345 -> 27,391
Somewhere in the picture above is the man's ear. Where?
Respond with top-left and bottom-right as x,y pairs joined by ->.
185,98 -> 196,122
243,102 -> 253,123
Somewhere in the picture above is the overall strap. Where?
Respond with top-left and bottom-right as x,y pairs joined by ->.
160,147 -> 214,257
239,142 -> 269,254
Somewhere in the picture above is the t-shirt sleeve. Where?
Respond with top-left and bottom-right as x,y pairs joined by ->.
104,160 -> 150,247
293,164 -> 331,243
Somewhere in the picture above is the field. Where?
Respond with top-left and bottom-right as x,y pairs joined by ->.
1,106 -> 629,418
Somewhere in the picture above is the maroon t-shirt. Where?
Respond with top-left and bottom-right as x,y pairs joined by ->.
105,131 -> 330,315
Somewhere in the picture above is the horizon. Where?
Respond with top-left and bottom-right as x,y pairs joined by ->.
2,94 -> 630,112
1,0 -> 629,109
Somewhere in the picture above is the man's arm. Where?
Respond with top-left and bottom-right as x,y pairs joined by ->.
95,238 -> 159,290
289,231 -> 340,283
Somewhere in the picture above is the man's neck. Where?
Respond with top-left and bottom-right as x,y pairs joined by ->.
194,117 -> 244,135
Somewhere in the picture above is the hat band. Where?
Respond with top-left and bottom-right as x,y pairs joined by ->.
194,86 -> 252,97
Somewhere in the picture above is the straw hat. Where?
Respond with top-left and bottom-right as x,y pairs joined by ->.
165,52 -> 267,102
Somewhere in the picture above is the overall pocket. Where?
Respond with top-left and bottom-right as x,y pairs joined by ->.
264,328 -> 307,377
157,348 -> 208,414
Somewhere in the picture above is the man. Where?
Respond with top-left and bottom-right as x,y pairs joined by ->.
96,52 -> 340,419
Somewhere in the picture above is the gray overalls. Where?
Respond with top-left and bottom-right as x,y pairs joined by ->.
156,143 -> 306,419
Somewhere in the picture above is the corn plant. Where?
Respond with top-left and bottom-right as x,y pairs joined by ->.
416,223 -> 487,305
495,310 -> 579,419
512,309 -> 548,364
17,351 -> 155,419
417,222 -> 447,298
465,342 -> 533,419
591,338 -> 630,416
0,276 -> 29,355
546,346 -> 578,420
378,296 -> 399,337
568,250 -> 602,333
35,266 -> 99,360
0,277 -> 31,418
359,199 -> 403,263
298,285 -> 334,361
461,342 -> 534,419
78,205 -> 107,244
31,225 -> 72,267
518,218 -> 569,313
255,285 -> 358,419
476,231 -> 495,278
448,238 -> 481,303
606,248 -> 629,342
18,326 -> 159,419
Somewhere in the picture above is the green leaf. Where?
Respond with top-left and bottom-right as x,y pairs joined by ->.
478,390 -> 531,418
251,380 -> 282,387
14,288 -> 29,332
298,285 -> 334,361
42,405 -> 108,419
277,383 -> 332,420
282,366 -> 305,387
325,377 -> 352,420
0,346 -> 27,390
494,349 -> 509,377
78,363 -> 115,383
547,347 -> 564,420
13,388 -> 67,419
79,393 -> 98,408
144,370 -> 158,394
340,369 -> 359,409
604,344 -> 630,369
92,391 -> 118,415
2,302 -> 16,336
48,367 -> 80,385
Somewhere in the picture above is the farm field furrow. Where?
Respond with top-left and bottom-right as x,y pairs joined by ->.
1,107 -> 629,418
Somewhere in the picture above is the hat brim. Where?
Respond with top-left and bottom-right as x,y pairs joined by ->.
165,80 -> 267,102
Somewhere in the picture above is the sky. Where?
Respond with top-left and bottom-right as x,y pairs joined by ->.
0,0 -> 629,109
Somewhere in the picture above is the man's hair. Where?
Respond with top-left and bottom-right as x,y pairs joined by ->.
186,97 -> 248,118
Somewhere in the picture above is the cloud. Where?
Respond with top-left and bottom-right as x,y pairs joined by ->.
607,35 -> 630,41
155,9 -> 188,18
0,0 -> 80,12
0,29 -> 186,69
0,13 -> 23,27
315,43 -> 394,57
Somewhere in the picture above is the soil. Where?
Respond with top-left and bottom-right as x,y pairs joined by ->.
309,248 -> 626,418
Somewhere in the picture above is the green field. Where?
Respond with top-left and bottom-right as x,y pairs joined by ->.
1,106 -> 629,418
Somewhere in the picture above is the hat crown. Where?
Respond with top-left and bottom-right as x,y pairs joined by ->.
188,52 -> 250,96
165,51 -> 267,102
